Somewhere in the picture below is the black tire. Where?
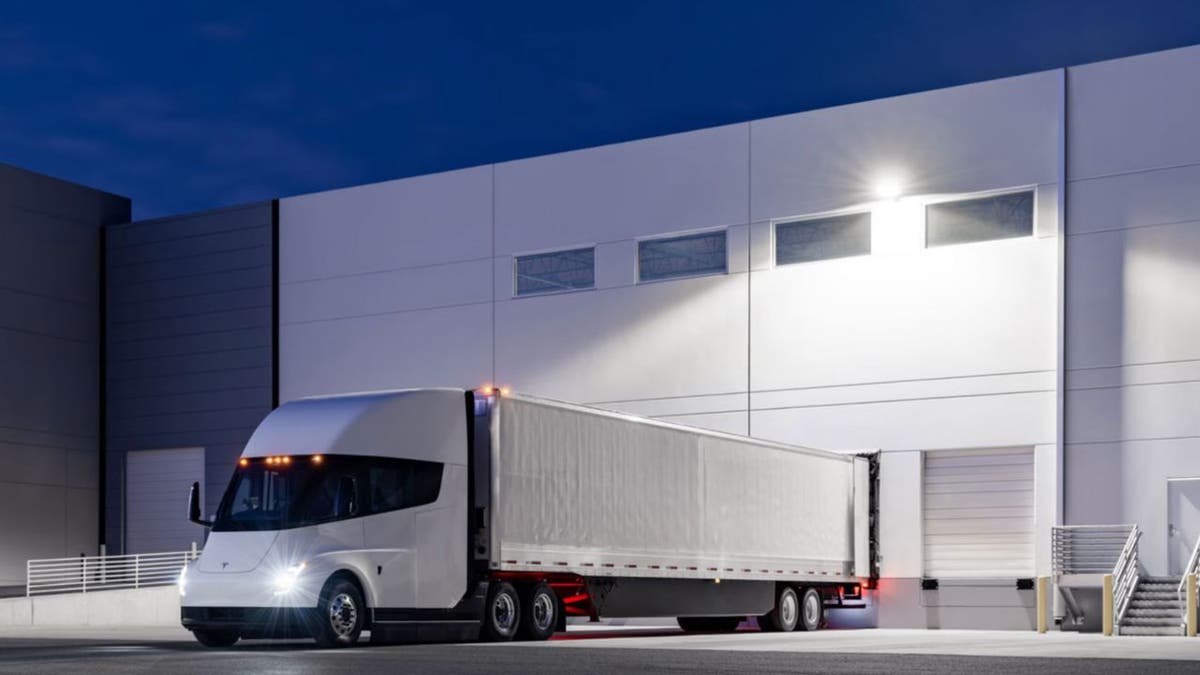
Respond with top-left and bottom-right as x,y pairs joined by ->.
760,586 -> 800,632
518,582 -> 559,641
481,581 -> 521,641
676,616 -> 742,633
797,587 -> 823,632
192,629 -> 239,647
314,577 -> 366,648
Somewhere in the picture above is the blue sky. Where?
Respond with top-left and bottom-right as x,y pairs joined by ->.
3,1 -> 1200,219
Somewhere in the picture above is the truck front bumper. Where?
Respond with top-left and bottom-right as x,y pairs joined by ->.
181,606 -> 319,638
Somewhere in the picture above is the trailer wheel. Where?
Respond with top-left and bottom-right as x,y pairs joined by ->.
797,587 -> 823,631
676,616 -> 742,633
761,586 -> 800,632
481,581 -> 521,641
191,629 -> 239,647
314,578 -> 366,648
518,582 -> 559,641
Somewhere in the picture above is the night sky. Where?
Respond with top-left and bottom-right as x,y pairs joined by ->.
3,1 -> 1200,220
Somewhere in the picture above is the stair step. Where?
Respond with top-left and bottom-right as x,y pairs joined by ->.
1121,616 -> 1184,626
1126,608 -> 1183,618
1133,592 -> 1182,600
1119,625 -> 1184,636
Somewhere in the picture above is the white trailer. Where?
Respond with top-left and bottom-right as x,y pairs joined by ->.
179,388 -> 877,647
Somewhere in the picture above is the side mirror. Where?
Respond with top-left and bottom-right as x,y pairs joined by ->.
189,481 -> 213,527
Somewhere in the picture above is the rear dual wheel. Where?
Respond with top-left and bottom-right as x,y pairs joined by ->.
482,581 -> 559,642
759,586 -> 822,632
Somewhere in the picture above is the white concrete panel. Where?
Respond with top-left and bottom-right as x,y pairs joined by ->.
281,257 -> 493,324
751,371 -> 1054,411
751,71 -> 1058,222
279,165 -> 492,281
0,443 -> 64,487
0,483 -> 66,586
1066,438 -> 1200,575
1068,44 -> 1200,180
1066,220 -> 1200,370
280,302 -> 492,401
494,123 -> 749,254
751,391 -> 1055,453
64,487 -> 98,559
1066,381 -> 1200,445
879,451 -> 923,578
495,273 -> 747,404
1068,164 -> 1200,236
751,236 -> 1057,390
597,393 -> 747,420
1033,444 -> 1057,576
651,411 -> 747,436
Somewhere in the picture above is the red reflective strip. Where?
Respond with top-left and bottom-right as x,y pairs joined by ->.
561,593 -> 589,604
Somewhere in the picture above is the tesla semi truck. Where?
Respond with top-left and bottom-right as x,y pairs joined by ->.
179,388 -> 877,647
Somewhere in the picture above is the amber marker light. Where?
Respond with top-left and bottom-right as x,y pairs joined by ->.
238,458 -> 249,468
311,455 -> 324,465
282,456 -> 292,465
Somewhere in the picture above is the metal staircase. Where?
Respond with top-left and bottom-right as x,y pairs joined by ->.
1120,577 -> 1185,636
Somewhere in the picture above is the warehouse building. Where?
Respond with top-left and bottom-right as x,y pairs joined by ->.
1,44 -> 1198,629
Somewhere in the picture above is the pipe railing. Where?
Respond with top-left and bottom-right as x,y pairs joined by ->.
1178,532 -> 1200,630
1111,525 -> 1141,633
1052,524 -> 1137,575
26,546 -> 199,597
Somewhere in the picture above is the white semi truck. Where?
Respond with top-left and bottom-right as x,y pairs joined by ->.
180,388 -> 878,647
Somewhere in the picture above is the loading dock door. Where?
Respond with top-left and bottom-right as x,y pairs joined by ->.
923,447 -> 1034,578
125,447 -> 205,554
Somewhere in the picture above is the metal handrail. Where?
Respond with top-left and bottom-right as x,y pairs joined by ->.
1112,526 -> 1141,632
1052,524 -> 1137,575
1177,532 -> 1200,627
26,546 -> 199,597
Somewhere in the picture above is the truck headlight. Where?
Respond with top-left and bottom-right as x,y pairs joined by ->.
178,564 -> 188,597
272,562 -> 306,595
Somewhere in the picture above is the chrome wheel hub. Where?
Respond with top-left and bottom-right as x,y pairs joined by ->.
532,592 -> 555,632
803,592 -> 819,626
781,592 -> 797,628
493,592 -> 516,632
329,592 -> 358,637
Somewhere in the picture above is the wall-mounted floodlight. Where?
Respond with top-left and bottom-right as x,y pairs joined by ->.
873,177 -> 903,201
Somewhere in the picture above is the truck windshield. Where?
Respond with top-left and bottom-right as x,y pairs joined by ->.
213,454 -> 443,532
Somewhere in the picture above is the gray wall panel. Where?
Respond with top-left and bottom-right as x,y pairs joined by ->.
105,202 -> 273,554
0,163 -> 129,585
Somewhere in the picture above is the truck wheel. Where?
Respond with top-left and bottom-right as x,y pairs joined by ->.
518,582 -> 559,641
191,629 -> 239,647
481,581 -> 521,641
314,578 -> 366,648
676,616 -> 742,632
797,587 -> 823,631
761,586 -> 800,632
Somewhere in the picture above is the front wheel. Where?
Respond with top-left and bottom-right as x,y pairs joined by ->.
314,578 -> 366,648
192,629 -> 239,647
481,581 -> 521,641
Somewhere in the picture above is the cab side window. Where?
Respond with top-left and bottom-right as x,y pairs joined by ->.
368,458 -> 443,514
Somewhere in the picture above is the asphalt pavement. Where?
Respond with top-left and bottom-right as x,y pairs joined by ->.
1,627 -> 1199,674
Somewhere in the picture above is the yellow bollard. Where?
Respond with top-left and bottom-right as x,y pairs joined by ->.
1188,574 -> 1197,638
1036,576 -> 1048,633
1102,574 -> 1114,636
